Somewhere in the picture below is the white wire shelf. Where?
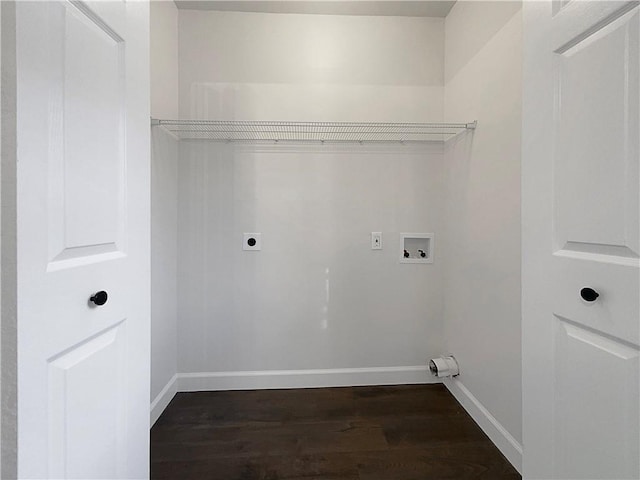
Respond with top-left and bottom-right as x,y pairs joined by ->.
151,119 -> 477,143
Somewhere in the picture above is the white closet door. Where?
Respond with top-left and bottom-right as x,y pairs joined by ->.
523,1 -> 639,479
16,1 -> 150,478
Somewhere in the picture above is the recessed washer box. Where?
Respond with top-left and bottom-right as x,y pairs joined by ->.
243,233 -> 261,251
400,233 -> 434,264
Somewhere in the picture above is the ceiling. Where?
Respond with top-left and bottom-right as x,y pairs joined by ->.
173,1 -> 457,17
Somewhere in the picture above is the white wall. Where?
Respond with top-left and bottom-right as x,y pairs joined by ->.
177,142 -> 445,386
150,0 -> 178,120
442,0 -> 522,470
0,3 -> 3,476
178,10 -> 444,122
172,9 -> 448,387
1,1 -> 17,476
170,10 -> 444,388
150,0 -> 179,423
150,127 -> 178,417
0,7 -> 3,474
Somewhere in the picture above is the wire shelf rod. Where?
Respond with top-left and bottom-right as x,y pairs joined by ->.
151,119 -> 477,142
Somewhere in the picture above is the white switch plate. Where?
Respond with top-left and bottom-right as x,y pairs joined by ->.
371,232 -> 382,250
243,233 -> 261,251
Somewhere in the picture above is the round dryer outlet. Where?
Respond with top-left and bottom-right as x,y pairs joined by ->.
243,233 -> 261,251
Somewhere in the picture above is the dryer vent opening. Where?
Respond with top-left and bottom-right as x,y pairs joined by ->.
429,355 -> 460,378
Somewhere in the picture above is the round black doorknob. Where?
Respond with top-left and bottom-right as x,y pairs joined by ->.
580,287 -> 599,302
90,291 -> 108,306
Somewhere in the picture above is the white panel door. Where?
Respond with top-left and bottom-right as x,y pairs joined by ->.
523,1 -> 640,479
16,1 -> 149,478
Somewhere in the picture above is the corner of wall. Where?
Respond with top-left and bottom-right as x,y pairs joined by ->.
150,121 -> 179,424
150,0 -> 180,425
444,377 -> 522,472
150,373 -> 178,427
150,0 -> 179,119
442,1 -> 523,473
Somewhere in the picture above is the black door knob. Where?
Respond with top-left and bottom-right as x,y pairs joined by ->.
90,291 -> 108,306
580,287 -> 599,302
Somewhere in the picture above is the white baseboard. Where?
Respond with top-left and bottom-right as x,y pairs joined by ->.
177,365 -> 437,392
150,366 -> 436,425
150,373 -> 178,427
443,376 -> 522,474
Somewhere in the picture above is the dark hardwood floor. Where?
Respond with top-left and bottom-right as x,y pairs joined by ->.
151,384 -> 521,480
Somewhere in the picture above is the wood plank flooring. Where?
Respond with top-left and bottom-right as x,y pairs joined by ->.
151,384 -> 521,480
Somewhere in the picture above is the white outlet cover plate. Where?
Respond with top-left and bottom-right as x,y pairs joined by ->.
243,233 -> 261,251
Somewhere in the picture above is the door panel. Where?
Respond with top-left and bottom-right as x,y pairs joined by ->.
48,322 -> 127,479
554,318 -> 639,479
16,1 -> 149,478
62,3 -> 125,251
524,1 -> 640,478
554,7 -> 639,258
81,0 -> 126,37
48,1 -> 126,269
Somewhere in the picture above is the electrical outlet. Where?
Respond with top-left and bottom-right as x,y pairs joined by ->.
243,233 -> 261,251
371,232 -> 382,250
